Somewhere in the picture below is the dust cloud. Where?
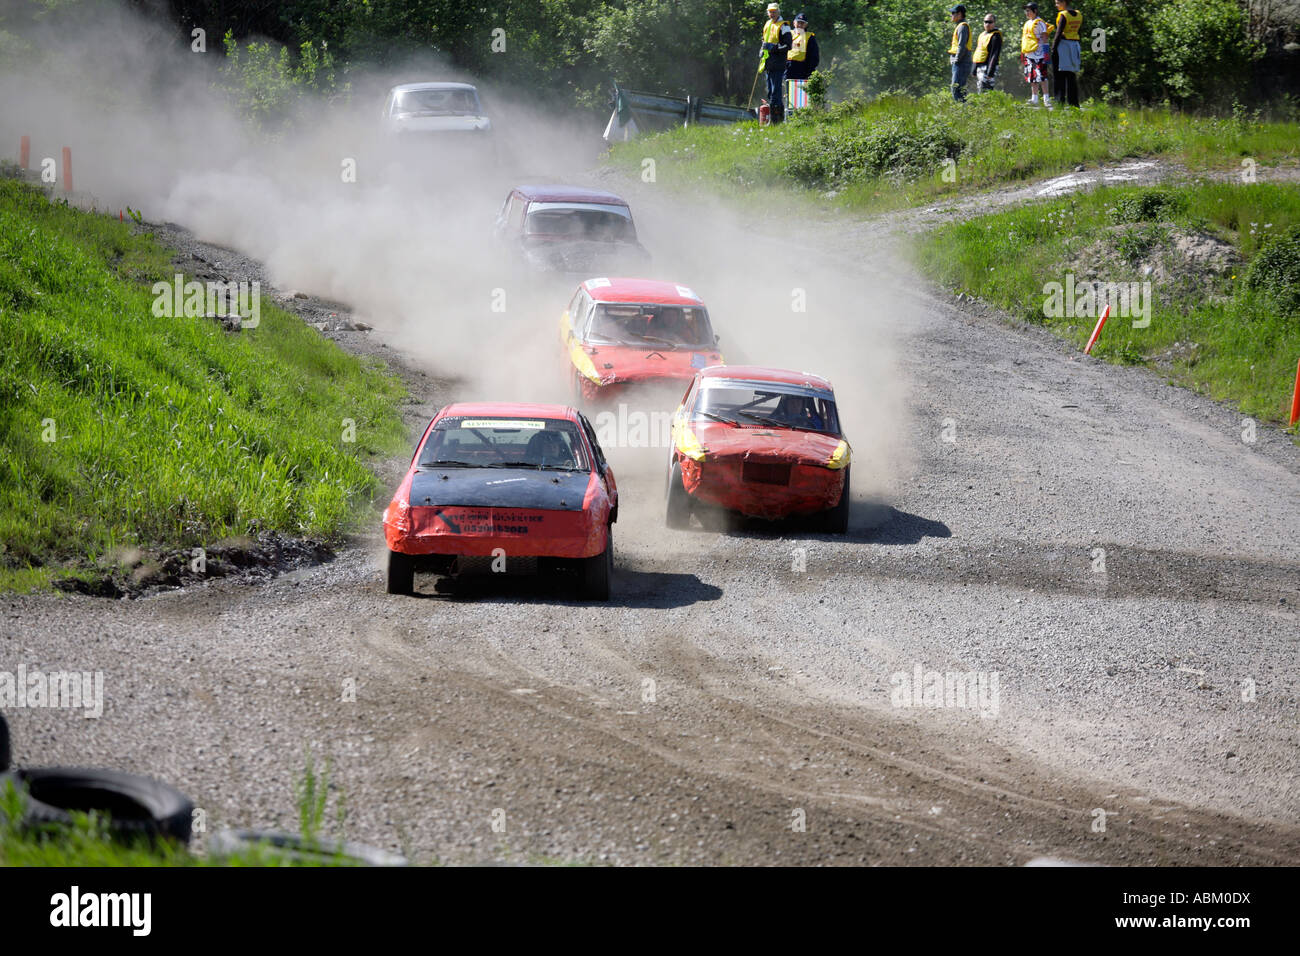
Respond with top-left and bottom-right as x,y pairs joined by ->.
2,0 -> 913,509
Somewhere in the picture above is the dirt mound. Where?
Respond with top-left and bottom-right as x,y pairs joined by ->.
1074,223 -> 1240,302
53,531 -> 334,599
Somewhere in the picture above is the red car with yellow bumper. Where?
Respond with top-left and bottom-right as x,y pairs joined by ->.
383,402 -> 618,597
560,277 -> 723,404
665,366 -> 851,532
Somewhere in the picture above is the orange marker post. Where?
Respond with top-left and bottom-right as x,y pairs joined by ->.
19,135 -> 30,169
1084,304 -> 1111,355
1290,357 -> 1300,428
61,146 -> 72,192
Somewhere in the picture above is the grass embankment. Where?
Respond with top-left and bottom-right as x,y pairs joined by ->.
915,182 -> 1300,426
0,176 -> 408,591
606,93 -> 1300,214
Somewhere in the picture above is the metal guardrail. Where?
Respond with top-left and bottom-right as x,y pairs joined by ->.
617,86 -> 756,130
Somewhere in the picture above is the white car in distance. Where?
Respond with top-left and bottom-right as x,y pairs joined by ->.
382,81 -> 492,135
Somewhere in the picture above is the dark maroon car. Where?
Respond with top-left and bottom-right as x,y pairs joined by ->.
493,184 -> 651,276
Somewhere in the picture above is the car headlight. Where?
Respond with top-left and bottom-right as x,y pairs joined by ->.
569,343 -> 603,384
826,440 -> 851,470
675,425 -> 707,462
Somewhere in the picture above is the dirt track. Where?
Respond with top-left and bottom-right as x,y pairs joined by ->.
4,161 -> 1299,865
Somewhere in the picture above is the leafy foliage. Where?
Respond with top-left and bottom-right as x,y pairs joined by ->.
1110,188 -> 1188,223
220,31 -> 347,132
1244,224 -> 1300,314
1151,0 -> 1262,105
780,114 -> 962,187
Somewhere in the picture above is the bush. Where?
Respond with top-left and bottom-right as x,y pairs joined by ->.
219,31 -> 347,133
780,116 -> 962,187
1244,225 -> 1300,314
805,70 -> 831,109
1111,188 -> 1187,223
1151,0 -> 1261,105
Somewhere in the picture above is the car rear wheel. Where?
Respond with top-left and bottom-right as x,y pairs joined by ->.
666,461 -> 692,529
583,527 -> 612,601
822,466 -> 851,534
386,549 -> 415,595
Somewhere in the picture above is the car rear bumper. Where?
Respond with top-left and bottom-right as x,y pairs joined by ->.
681,457 -> 843,518
579,372 -> 696,405
385,505 -> 607,559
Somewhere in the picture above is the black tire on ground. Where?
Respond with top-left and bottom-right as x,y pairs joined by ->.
823,466 -> 851,534
2,767 -> 194,842
583,527 -> 613,601
665,461 -> 692,529
206,828 -> 408,866
386,549 -> 414,595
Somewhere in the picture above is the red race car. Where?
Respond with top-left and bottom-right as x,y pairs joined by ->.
382,403 -> 618,598
560,277 -> 724,404
665,366 -> 851,533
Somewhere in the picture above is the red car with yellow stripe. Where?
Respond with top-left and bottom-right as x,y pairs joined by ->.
666,366 -> 851,532
561,277 -> 723,403
383,403 -> 618,598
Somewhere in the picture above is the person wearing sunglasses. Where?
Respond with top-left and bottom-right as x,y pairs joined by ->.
973,14 -> 1004,93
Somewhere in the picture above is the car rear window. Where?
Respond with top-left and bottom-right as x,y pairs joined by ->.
524,203 -> 635,242
418,417 -> 590,472
392,88 -> 480,115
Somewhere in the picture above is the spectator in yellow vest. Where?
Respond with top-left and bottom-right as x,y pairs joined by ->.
760,3 -> 794,124
973,14 -> 1004,92
1051,0 -> 1083,108
785,12 -> 821,111
1020,2 -> 1054,107
948,5 -> 973,103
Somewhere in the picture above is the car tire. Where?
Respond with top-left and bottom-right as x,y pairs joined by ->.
2,767 -> 194,842
823,466 -> 851,534
665,461 -> 692,529
386,549 -> 415,595
583,527 -> 612,601
206,828 -> 408,866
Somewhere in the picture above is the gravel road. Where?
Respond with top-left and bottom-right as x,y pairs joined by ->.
4,160 -> 1298,866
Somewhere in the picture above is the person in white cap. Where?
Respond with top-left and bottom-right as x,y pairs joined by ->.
759,3 -> 793,124
785,12 -> 821,111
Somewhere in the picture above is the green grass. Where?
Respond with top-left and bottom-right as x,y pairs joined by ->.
607,93 -> 1300,214
914,181 -> 1300,426
1,762 -> 353,866
0,177 -> 408,591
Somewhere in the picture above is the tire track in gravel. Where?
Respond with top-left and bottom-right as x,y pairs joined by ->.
356,605 -> 1300,864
